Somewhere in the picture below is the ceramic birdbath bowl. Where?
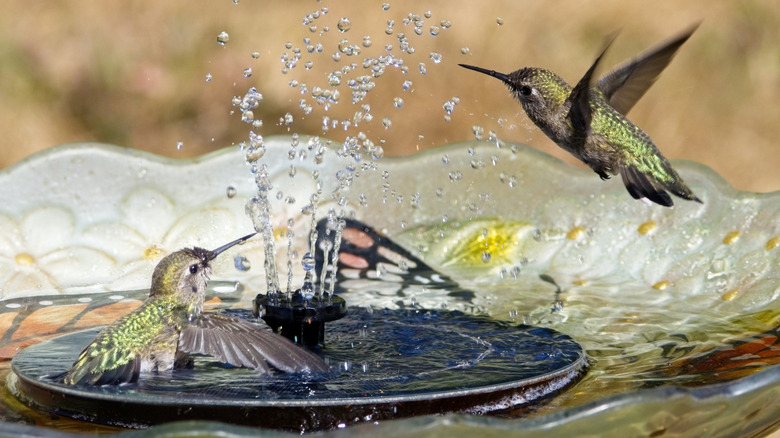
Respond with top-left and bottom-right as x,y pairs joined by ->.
1,137 -> 779,437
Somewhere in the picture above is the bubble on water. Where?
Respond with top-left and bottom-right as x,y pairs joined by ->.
251,51 -> 260,59
496,17 -> 504,26
382,3 -> 390,11
461,47 -> 470,55
429,51 -> 443,64
176,141 -> 183,150
402,80 -> 413,91
392,97 -> 404,108
430,26 -> 440,36
226,185 -> 237,198
282,112 -> 294,126
241,111 -> 254,123
424,10 -> 432,18
440,19 -> 452,28
205,73 -> 213,82
217,31 -> 230,45
243,68 -> 253,78
418,62 -> 427,75
337,17 -> 351,33
382,117 -> 392,129
234,255 -> 251,271
362,35 -> 372,48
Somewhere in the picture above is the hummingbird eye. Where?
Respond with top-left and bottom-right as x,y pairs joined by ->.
189,264 -> 198,274
520,85 -> 532,97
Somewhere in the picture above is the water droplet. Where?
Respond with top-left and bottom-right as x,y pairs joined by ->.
440,19 -> 452,28
418,62 -> 427,75
430,26 -> 440,36
302,252 -> 315,271
382,117 -> 392,129
243,68 -> 253,78
176,141 -> 183,150
382,2 -> 390,11
460,47 -> 470,55
217,31 -> 230,45
205,73 -> 213,82
392,97 -> 404,108
362,35 -> 372,47
226,186 -> 237,198
481,252 -> 491,263
496,17 -> 504,26
234,255 -> 251,271
251,51 -> 260,59
472,125 -> 485,140
429,51 -> 442,64
337,17 -> 351,32
402,80 -> 413,91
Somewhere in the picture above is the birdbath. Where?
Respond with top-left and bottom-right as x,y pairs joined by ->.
0,138 -> 778,437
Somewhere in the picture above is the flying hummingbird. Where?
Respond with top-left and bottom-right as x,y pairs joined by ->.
460,26 -> 702,207
61,233 -> 328,386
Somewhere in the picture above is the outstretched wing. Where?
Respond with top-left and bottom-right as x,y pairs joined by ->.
598,25 -> 698,115
179,313 -> 328,374
568,34 -> 617,141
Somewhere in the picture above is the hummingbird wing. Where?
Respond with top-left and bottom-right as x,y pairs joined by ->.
62,342 -> 142,386
179,312 -> 329,374
568,35 -> 618,145
61,309 -> 178,386
597,25 -> 698,115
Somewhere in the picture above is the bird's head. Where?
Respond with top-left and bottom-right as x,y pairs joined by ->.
459,64 -> 571,125
149,233 -> 256,319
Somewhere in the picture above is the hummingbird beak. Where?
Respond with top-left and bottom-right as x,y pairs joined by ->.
209,232 -> 257,259
458,64 -> 511,83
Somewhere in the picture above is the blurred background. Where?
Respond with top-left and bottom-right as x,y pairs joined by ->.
0,1 -> 777,193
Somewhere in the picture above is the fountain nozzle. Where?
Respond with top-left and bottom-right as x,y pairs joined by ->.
253,290 -> 347,347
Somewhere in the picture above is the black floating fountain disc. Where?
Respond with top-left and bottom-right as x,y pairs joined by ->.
11,308 -> 587,432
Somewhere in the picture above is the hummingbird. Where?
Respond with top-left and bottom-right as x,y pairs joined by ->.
460,26 -> 702,207
61,233 -> 328,386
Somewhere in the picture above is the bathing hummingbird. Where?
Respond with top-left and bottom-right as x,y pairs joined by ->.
61,233 -> 328,386
459,26 -> 702,207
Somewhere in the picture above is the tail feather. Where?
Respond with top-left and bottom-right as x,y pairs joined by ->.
619,165 -> 674,207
